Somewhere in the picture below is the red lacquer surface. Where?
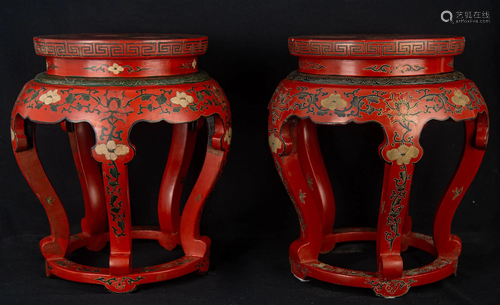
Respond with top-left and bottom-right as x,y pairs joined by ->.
11,34 -> 231,293
269,35 -> 488,298
290,35 -> 463,76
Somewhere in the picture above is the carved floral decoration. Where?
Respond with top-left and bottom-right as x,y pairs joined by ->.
268,133 -> 283,153
451,90 -> 470,107
39,89 -> 61,105
108,63 -> 125,75
171,91 -> 194,108
95,140 -> 130,161
320,93 -> 348,110
386,145 -> 420,165
96,91 -> 134,122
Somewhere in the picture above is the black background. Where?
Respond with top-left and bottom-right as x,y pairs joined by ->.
1,0 -> 499,304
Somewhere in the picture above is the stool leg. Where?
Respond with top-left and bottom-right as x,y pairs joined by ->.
158,121 -> 199,250
11,116 -> 70,263
297,119 -> 336,253
180,116 -> 228,261
67,122 -> 107,251
376,162 -> 415,279
400,208 -> 413,252
272,119 -> 323,280
433,114 -> 488,259
100,152 -> 133,275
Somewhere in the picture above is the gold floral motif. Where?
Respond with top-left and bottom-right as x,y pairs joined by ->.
386,145 -> 419,165
224,127 -> 232,145
108,63 -> 124,75
452,186 -> 463,200
451,90 -> 470,107
299,189 -> 306,203
310,262 -> 371,277
171,91 -> 194,108
95,140 -> 129,161
39,89 -> 61,105
192,59 -> 197,69
320,93 -> 348,110
268,133 -> 283,153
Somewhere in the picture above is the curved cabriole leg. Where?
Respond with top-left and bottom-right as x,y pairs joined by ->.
158,120 -> 201,250
433,113 -> 488,262
180,116 -> 227,274
373,161 -> 415,297
11,115 -> 70,272
102,159 -> 132,275
376,161 -> 415,280
274,118 -> 323,281
66,122 -> 107,251
92,134 -> 134,279
297,119 -> 336,254
400,207 -> 413,252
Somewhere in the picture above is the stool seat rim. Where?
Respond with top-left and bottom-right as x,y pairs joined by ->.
34,33 -> 208,59
288,34 -> 465,59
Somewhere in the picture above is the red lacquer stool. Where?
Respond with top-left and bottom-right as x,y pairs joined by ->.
10,34 -> 231,292
268,35 -> 488,298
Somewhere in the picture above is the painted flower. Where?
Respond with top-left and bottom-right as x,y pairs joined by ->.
386,144 -> 419,165
211,85 -> 226,104
171,91 -> 194,108
451,90 -> 470,107
383,93 -> 423,128
192,59 -> 197,69
268,133 -> 283,154
39,89 -> 61,105
224,127 -> 232,145
97,91 -> 134,123
10,128 -> 15,141
398,103 -> 409,114
95,140 -> 129,161
320,94 -> 348,110
108,63 -> 124,75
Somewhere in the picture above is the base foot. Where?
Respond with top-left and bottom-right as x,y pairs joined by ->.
98,276 -> 142,293
367,278 -> 415,298
45,260 -> 55,278
196,256 -> 210,275
290,259 -> 311,282
292,271 -> 311,282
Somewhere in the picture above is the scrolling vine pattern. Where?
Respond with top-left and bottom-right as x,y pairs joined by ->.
268,79 -> 486,249
94,276 -> 146,291
84,63 -> 150,75
15,81 -> 232,240
385,164 -> 410,250
105,160 -> 126,239
53,259 -> 101,273
366,278 -> 416,297
17,83 -> 231,145
268,82 -> 484,157
299,60 -> 326,70
363,64 -> 426,74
